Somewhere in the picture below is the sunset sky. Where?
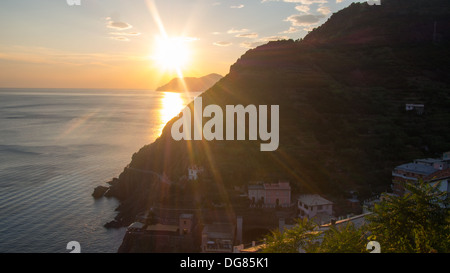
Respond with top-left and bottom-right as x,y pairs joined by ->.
0,0 -> 363,89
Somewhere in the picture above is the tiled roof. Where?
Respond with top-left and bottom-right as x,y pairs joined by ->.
264,182 -> 290,190
395,163 -> 437,176
425,168 -> 450,182
146,223 -> 179,233
248,184 -> 264,190
298,194 -> 333,206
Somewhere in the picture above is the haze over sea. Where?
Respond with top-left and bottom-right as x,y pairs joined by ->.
0,88 -> 197,253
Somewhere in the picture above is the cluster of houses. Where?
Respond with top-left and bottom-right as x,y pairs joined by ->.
125,209 -> 242,253
238,152 -> 450,253
247,181 -> 336,224
391,151 -> 450,201
125,154 -> 450,252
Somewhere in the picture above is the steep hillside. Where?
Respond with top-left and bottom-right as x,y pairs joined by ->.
100,0 -> 450,226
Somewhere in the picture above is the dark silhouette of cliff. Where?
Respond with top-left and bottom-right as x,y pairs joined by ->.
156,73 -> 223,92
100,0 -> 450,228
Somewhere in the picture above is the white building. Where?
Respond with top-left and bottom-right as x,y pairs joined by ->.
188,165 -> 204,180
392,152 -> 450,196
405,104 -> 424,115
297,194 -> 333,224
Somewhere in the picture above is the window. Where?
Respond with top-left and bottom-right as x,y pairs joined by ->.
317,205 -> 322,210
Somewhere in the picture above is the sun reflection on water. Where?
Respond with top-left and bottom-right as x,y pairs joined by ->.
160,91 -> 185,126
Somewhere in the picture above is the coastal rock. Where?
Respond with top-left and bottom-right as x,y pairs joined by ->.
103,189 -> 112,198
92,185 -> 109,199
104,220 -> 122,229
107,177 -> 120,186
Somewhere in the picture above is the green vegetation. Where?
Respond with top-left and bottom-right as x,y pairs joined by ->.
262,218 -> 320,253
367,181 -> 450,253
261,181 -> 450,253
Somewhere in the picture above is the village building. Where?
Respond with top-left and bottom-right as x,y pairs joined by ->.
127,222 -> 145,233
297,194 -> 333,224
201,222 -> 236,253
346,197 -> 361,214
188,165 -> 204,180
144,223 -> 179,235
123,212 -> 197,252
248,181 -> 291,208
179,213 -> 194,235
405,103 -> 424,115
126,212 -> 195,235
424,168 -> 450,208
392,152 -> 450,196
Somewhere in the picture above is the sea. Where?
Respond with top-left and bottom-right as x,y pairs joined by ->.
0,88 -> 198,253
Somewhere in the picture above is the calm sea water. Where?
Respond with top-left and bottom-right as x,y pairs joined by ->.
0,88 -> 197,253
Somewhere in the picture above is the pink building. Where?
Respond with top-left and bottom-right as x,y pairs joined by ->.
248,181 -> 291,208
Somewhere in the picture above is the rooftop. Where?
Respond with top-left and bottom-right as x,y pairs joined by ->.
248,184 -> 264,190
394,163 -> 437,176
248,181 -> 291,190
424,168 -> 450,182
188,165 -> 204,170
320,213 -> 372,230
414,158 -> 445,165
298,194 -> 333,206
203,222 -> 235,239
179,213 -> 194,219
146,223 -> 179,233
128,222 -> 145,230
264,181 -> 291,190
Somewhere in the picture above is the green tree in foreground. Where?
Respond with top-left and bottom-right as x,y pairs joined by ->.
262,218 -> 320,253
315,222 -> 368,253
367,181 -> 450,253
262,181 -> 450,253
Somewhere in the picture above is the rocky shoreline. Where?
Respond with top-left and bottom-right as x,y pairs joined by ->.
92,162 -> 181,230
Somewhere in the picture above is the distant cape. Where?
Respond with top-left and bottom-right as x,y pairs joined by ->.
156,73 -> 223,92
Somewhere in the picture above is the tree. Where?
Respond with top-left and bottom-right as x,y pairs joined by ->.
316,222 -> 368,253
367,180 -> 450,253
261,218 -> 320,253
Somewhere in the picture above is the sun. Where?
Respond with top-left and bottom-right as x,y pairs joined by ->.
153,36 -> 191,77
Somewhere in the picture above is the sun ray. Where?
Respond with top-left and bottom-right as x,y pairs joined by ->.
146,0 -> 194,81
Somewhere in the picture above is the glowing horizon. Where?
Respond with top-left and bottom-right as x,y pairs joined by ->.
0,0 -> 360,90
